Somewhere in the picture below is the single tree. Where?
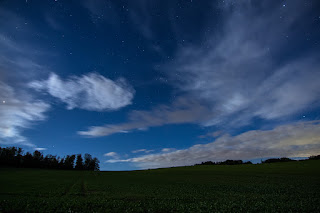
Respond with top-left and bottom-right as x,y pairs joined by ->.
84,153 -> 92,170
75,154 -> 84,170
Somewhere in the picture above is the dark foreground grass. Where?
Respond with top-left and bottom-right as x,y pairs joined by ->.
0,160 -> 319,212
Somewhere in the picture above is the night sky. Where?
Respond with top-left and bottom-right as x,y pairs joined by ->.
1,0 -> 320,170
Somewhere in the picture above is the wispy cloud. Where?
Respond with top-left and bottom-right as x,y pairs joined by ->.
0,8 -> 52,147
34,147 -> 47,151
161,148 -> 176,153
78,97 -> 211,136
0,32 -> 48,83
0,7 -> 52,85
128,0 -> 155,40
165,1 -> 320,127
104,152 -> 119,159
199,131 -> 223,139
132,149 -> 154,154
107,121 -> 320,169
0,82 -> 50,147
44,13 -> 64,31
82,0 -> 119,26
30,72 -> 135,111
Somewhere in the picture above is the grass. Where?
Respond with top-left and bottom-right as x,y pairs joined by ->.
0,160 -> 319,212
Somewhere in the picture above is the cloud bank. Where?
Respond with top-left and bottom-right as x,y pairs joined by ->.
30,73 -> 135,111
107,121 -> 320,169
0,82 -> 50,147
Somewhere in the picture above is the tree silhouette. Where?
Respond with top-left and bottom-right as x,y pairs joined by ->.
0,146 -> 100,171
33,150 -> 44,168
84,154 -> 92,170
196,159 -> 252,166
64,155 -> 76,170
84,154 -> 100,171
15,148 -> 23,167
262,157 -> 294,163
75,154 -> 84,170
90,157 -> 100,171
309,155 -> 320,160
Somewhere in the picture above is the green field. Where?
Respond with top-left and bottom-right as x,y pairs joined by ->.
0,160 -> 319,212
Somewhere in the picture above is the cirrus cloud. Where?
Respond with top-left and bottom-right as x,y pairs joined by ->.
78,1 -> 320,137
166,1 -> 320,127
78,97 -> 211,137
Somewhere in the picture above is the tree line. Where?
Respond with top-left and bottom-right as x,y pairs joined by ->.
195,159 -> 253,166
195,155 -> 320,166
261,155 -> 320,163
0,146 -> 100,171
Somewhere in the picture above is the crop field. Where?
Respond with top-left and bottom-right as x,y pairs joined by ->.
0,160 -> 319,212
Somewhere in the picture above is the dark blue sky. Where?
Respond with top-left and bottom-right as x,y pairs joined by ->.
1,0 -> 320,170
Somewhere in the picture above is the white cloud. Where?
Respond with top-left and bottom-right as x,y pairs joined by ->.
104,152 -> 118,158
0,82 -> 50,147
34,147 -> 47,151
106,121 -> 320,169
132,149 -> 154,154
30,72 -> 135,111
